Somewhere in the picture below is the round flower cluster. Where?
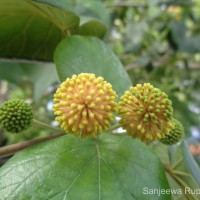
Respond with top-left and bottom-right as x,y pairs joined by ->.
53,73 -> 118,137
159,118 -> 184,145
53,73 -> 180,141
0,99 -> 33,133
118,83 -> 174,141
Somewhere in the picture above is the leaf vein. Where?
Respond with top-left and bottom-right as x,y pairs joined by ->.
101,157 -> 129,200
63,154 -> 97,199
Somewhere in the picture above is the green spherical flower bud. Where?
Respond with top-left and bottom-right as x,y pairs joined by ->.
159,118 -> 184,145
0,99 -> 33,133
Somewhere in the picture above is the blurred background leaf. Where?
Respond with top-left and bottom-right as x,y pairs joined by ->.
0,61 -> 59,101
182,141 -> 200,186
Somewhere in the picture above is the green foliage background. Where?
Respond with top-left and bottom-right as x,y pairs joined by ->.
0,0 -> 200,200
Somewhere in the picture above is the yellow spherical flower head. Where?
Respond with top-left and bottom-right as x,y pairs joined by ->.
118,83 -> 174,141
53,73 -> 118,137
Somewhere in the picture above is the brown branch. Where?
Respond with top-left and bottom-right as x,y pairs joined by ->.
125,64 -> 140,71
0,133 -> 65,159
106,3 -> 148,8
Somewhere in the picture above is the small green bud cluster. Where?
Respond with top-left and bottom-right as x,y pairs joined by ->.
159,118 -> 184,145
0,99 -> 33,133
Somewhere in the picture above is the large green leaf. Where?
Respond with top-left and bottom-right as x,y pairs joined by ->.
0,134 -> 170,200
33,0 -> 108,38
54,36 -> 132,97
0,0 -> 80,61
33,0 -> 110,25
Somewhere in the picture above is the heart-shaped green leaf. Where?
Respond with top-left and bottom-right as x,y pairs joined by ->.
54,36 -> 132,97
0,134 -> 171,200
0,0 -> 80,61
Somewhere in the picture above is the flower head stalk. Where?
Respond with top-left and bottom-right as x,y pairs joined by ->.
53,73 -> 118,137
118,83 -> 174,141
